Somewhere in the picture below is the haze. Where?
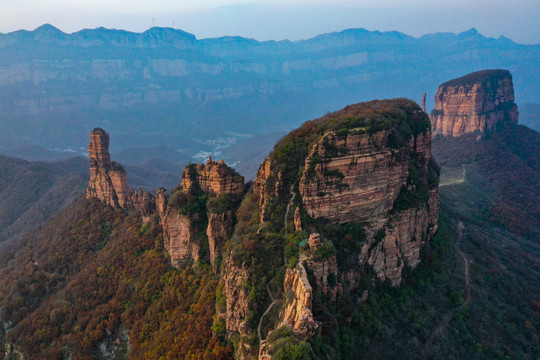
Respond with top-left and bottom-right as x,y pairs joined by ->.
0,0 -> 539,44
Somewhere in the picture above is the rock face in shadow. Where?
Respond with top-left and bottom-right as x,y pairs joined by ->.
430,69 -> 518,138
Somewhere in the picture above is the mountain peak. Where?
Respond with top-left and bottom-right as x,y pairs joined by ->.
459,27 -> 481,37
33,23 -> 64,34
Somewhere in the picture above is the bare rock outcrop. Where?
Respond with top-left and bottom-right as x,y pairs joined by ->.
159,158 -> 243,270
224,257 -> 251,335
86,128 -> 131,208
281,265 -> 318,337
305,254 -> 340,298
430,69 -> 519,137
182,157 -> 244,200
296,105 -> 438,285
86,128 -> 158,224
207,211 -> 234,270
161,211 -> 201,268
294,207 -> 302,232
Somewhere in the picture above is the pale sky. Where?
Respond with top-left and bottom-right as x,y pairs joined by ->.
0,0 -> 539,44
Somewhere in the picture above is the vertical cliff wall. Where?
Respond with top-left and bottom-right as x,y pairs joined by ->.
182,157 -> 245,201
253,100 -> 439,287
159,158 -> 244,270
86,128 -> 131,208
430,69 -> 518,137
298,127 -> 438,284
86,128 -> 157,220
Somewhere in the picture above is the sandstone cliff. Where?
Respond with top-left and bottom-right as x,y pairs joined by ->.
296,112 -> 438,284
182,157 -> 244,201
430,69 -> 519,137
281,265 -> 318,337
241,100 -> 440,358
86,128 -> 131,208
161,211 -> 201,268
207,211 -> 234,270
159,158 -> 244,270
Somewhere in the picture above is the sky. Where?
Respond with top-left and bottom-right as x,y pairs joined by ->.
0,0 -> 539,44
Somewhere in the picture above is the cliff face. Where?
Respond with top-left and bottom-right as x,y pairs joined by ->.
281,266 -> 318,337
299,129 -> 408,225
161,211 -> 201,268
159,158 -> 244,270
298,124 -> 438,284
182,157 -> 244,201
245,100 -> 439,356
305,254 -> 340,298
86,128 -> 157,221
430,69 -> 519,137
207,211 -> 234,270
86,128 -> 131,208
224,257 -> 251,335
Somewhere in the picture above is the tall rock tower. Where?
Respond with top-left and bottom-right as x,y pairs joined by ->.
86,128 -> 130,208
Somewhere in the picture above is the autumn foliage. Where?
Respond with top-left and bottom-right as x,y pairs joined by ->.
0,198 -> 232,359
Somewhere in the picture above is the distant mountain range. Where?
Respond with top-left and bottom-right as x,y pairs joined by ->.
0,25 -> 539,175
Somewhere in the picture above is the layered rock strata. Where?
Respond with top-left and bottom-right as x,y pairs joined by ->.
182,157 -> 244,201
298,126 -> 438,284
430,69 -> 519,137
224,257 -> 251,335
159,158 -> 244,270
305,254 -> 340,298
281,265 -> 318,337
160,211 -> 201,268
207,211 -> 234,270
86,128 -> 131,209
86,128 -> 157,223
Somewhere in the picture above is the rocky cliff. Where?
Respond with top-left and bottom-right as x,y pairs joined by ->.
430,69 -> 519,137
207,211 -> 234,270
86,128 -> 131,208
281,266 -> 318,337
294,104 -> 438,285
159,158 -> 244,270
182,157 -> 244,201
86,128 -> 157,221
228,99 -> 440,357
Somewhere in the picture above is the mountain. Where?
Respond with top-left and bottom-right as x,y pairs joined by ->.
1,99 -> 444,359
0,25 -> 539,171
0,155 -> 87,244
430,69 -> 540,358
1,69 -> 539,359
431,69 -> 539,238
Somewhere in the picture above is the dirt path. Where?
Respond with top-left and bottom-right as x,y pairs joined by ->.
284,184 -> 296,237
457,222 -> 471,306
257,278 -> 276,343
258,183 -> 297,345
424,221 -> 470,355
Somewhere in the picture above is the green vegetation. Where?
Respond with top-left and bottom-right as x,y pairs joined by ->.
267,326 -> 312,360
168,191 -> 207,216
207,194 -> 233,214
440,69 -> 511,88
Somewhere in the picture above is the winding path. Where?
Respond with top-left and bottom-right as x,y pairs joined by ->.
257,278 -> 276,343
258,183 -> 297,345
424,221 -> 471,355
